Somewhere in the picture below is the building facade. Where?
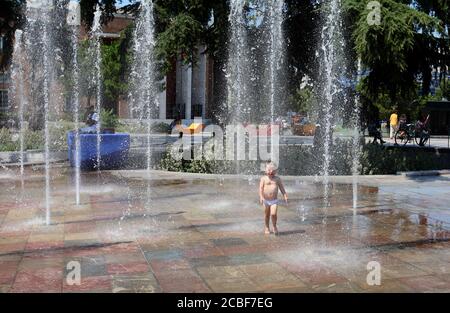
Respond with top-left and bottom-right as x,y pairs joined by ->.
82,13 -> 214,122
1,12 -> 214,126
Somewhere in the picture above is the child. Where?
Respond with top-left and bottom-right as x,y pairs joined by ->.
259,162 -> 288,235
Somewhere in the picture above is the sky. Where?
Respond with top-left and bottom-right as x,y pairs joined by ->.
117,0 -> 134,8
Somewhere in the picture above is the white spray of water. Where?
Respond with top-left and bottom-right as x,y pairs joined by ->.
352,59 -> 363,211
91,6 -> 103,170
129,0 -> 158,209
268,0 -> 284,123
71,26 -> 81,205
227,0 -> 249,125
130,0 -> 157,172
42,9 -> 52,226
320,0 -> 342,204
10,30 -> 26,179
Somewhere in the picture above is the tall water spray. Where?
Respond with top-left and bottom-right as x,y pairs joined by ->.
23,1 -> 55,225
352,59 -> 363,211
267,0 -> 284,166
226,0 -> 285,173
10,30 -> 26,179
68,1 -> 81,205
319,0 -> 344,204
224,0 -> 249,176
24,1 -> 54,225
91,6 -> 103,170
227,0 -> 249,125
42,8 -> 51,225
129,0 -> 157,172
268,0 -> 284,123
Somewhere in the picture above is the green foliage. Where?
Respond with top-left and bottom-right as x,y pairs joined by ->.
77,39 -> 96,102
344,0 -> 444,115
0,0 -> 26,70
159,150 -> 185,172
288,85 -> 317,115
25,129 -> 44,150
116,121 -> 171,134
360,144 -> 443,175
79,0 -> 118,29
151,122 -> 171,134
158,138 -> 448,175
0,127 -> 45,152
434,80 -> 450,101
284,0 -> 320,96
153,0 -> 228,73
100,108 -> 119,129
101,40 -> 128,103
0,128 -> 17,151
115,122 -> 145,134
155,13 -> 203,70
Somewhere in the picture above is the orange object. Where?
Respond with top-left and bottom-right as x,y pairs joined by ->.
293,124 -> 316,136
188,123 -> 204,134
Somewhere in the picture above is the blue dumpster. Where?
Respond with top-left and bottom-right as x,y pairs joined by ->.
67,132 -> 130,170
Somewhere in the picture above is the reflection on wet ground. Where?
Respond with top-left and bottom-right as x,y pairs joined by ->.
0,167 -> 449,292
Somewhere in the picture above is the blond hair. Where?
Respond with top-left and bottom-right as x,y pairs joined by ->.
266,161 -> 278,171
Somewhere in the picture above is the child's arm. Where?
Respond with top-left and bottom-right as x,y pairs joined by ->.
278,178 -> 288,204
259,177 -> 265,204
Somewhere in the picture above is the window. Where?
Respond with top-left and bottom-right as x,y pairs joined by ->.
0,35 -> 4,54
0,90 -> 8,111
0,71 -> 10,83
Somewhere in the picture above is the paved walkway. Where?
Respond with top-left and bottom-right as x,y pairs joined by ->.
0,168 -> 449,292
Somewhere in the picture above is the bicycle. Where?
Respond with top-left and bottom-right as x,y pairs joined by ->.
394,123 -> 415,146
394,123 -> 430,147
415,126 -> 430,146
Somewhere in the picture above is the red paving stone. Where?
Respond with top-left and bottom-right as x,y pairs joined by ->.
279,261 -> 348,286
63,275 -> 113,293
107,262 -> 150,275
11,268 -> 63,293
155,270 -> 210,293
399,275 -> 450,292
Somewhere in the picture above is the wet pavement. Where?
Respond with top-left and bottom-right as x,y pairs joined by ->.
0,167 -> 449,293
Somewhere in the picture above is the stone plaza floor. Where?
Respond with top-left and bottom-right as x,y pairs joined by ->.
0,167 -> 449,293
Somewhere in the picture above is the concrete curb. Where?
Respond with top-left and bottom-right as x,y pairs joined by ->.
397,170 -> 450,177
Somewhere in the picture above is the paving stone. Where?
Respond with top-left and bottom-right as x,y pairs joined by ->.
1,171 -> 449,292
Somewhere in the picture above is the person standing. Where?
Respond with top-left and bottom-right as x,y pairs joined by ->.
389,108 -> 399,140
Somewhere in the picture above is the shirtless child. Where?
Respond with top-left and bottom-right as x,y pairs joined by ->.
259,162 -> 288,235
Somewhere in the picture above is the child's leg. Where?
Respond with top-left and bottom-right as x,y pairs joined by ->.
270,205 -> 278,234
264,205 -> 271,234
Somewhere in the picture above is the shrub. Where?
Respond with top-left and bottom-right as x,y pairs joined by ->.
101,108 -> 120,129
151,122 -> 171,134
116,121 -> 171,134
360,144 -> 442,175
25,129 -> 44,150
158,139 -> 447,175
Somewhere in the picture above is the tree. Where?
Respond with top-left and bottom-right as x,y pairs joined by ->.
415,0 -> 449,97
343,0 -> 443,117
151,0 -> 228,73
0,0 -> 25,70
101,39 -> 128,111
284,0 -> 321,98
80,0 -> 118,29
